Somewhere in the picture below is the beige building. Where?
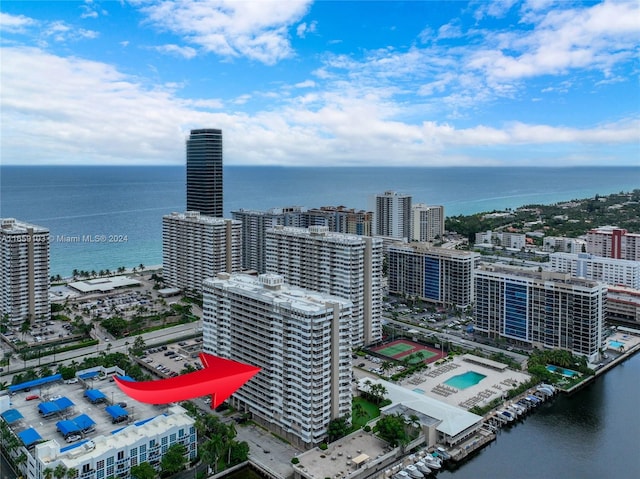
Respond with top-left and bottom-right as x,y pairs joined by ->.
162,211 -> 241,293
0,218 -> 50,323
412,204 -> 445,242
388,243 -> 479,308
266,225 -> 384,347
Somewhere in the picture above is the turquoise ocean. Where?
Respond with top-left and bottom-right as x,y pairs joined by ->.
1,165 -> 638,277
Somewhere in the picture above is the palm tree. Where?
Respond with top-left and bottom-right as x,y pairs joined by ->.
66,467 -> 79,479
54,464 -> 67,479
43,467 -> 54,479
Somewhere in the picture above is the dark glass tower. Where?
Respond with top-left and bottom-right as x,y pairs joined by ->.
186,128 -> 223,217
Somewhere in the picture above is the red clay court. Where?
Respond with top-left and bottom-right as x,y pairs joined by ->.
370,339 -> 445,364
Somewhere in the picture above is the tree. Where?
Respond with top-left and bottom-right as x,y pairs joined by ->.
227,440 -> 249,465
374,413 -> 408,449
326,416 -> 350,443
43,467 -> 54,479
129,335 -> 147,357
66,467 -> 79,479
54,464 -> 67,479
160,443 -> 187,476
130,462 -> 157,479
200,436 -> 224,474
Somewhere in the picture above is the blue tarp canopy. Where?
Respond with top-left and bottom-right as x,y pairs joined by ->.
60,440 -> 88,453
1,409 -> 23,424
116,375 -> 135,382
78,370 -> 100,380
8,374 -> 62,393
105,405 -> 128,420
57,420 -> 81,437
38,402 -> 60,416
54,397 -> 74,410
73,414 -> 96,431
84,389 -> 106,403
18,428 -> 42,447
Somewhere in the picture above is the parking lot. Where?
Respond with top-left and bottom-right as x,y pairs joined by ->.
139,339 -> 204,379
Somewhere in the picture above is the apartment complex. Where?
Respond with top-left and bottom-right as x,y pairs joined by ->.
550,252 -> 640,289
411,204 -> 444,242
606,286 -> 640,326
202,273 -> 352,449
186,128 -> 223,217
542,236 -> 586,254
475,230 -> 527,250
265,225 -> 384,346
474,265 -> 606,362
370,191 -> 412,240
231,207 -> 305,273
387,243 -> 478,308
0,218 -> 50,324
586,227 -> 640,261
162,211 -> 241,293
302,207 -> 372,236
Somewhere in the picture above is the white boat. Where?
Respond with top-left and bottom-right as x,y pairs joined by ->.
423,453 -> 442,469
405,465 -> 425,478
436,446 -> 451,460
414,461 -> 432,474
393,472 -> 410,479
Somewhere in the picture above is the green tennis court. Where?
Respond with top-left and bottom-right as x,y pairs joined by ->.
376,342 -> 415,357
397,349 -> 438,364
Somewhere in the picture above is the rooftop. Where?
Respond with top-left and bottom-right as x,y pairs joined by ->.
68,276 -> 141,293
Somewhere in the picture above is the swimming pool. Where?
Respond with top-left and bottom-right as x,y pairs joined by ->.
413,388 -> 426,394
546,365 -> 578,377
444,371 -> 486,390
609,340 -> 625,349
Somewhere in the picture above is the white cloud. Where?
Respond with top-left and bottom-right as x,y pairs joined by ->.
296,20 -> 317,38
2,46 -> 637,167
0,12 -> 36,33
468,0 -> 640,80
136,0 -> 312,64
154,44 -> 198,59
294,80 -> 316,88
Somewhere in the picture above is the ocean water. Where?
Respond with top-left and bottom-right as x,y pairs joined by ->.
1,165 -> 638,277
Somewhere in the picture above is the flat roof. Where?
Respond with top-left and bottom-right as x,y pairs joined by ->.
359,378 -> 483,437
0,374 -> 163,453
68,276 -> 141,293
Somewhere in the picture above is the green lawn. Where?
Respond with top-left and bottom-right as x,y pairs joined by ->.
352,397 -> 380,429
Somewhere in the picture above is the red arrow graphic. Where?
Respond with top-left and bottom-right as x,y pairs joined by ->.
114,353 -> 260,408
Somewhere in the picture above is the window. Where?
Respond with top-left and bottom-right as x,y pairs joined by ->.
96,460 -> 104,470
117,451 -> 124,460
106,457 -> 114,466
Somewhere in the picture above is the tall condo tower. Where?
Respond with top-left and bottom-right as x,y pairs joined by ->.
369,191 -> 412,240
162,211 -> 241,293
186,128 -> 223,217
0,218 -> 50,323
266,225 -> 383,347
203,273 -> 353,449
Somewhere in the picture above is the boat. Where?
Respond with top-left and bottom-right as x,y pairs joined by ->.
414,461 -> 432,474
423,453 -> 442,469
393,472 -> 410,479
435,446 -> 451,460
404,465 -> 425,478
498,410 -> 514,422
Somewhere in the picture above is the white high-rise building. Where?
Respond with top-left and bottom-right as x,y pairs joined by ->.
162,211 -> 241,293
231,207 -> 305,273
388,243 -> 479,308
0,218 -> 50,323
550,252 -> 640,289
265,225 -> 383,347
370,191 -> 412,240
411,204 -> 445,242
202,273 -> 352,449
474,265 -> 606,362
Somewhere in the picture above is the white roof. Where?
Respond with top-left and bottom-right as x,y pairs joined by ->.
359,378 -> 482,437
68,276 -> 140,293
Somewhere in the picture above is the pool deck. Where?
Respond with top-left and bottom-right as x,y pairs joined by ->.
399,354 -> 531,410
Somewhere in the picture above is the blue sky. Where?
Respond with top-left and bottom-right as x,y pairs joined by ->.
1,0 -> 638,166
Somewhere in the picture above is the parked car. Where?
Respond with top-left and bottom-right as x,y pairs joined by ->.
26,395 -> 39,401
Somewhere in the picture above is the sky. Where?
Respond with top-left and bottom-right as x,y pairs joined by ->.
0,0 -> 639,167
